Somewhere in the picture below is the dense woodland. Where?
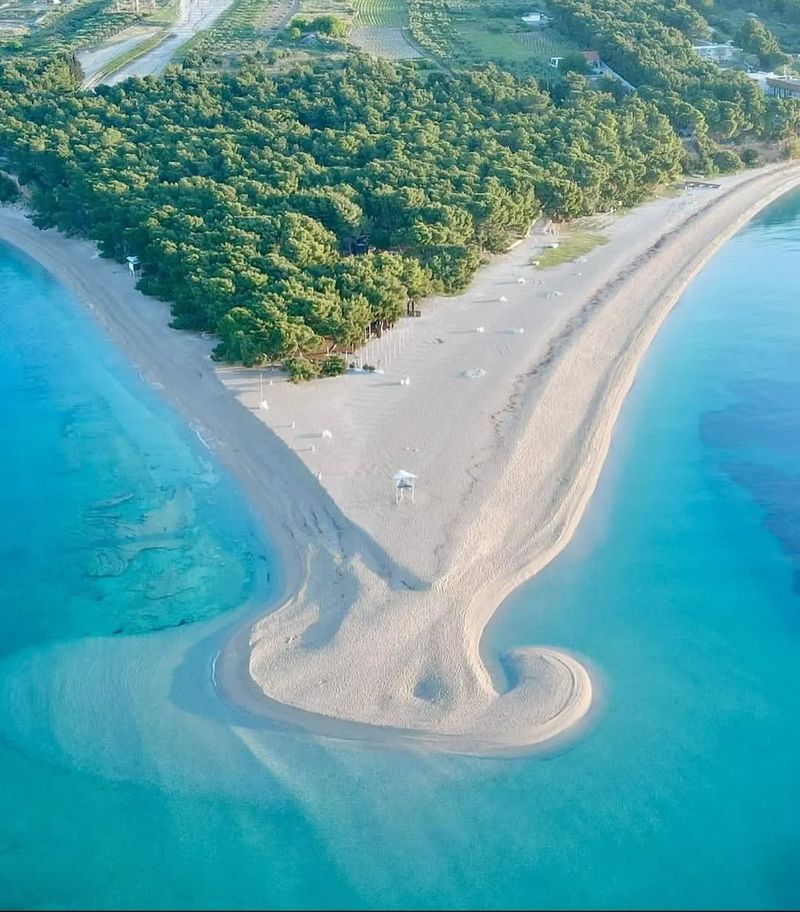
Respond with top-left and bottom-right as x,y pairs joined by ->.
0,54 -> 686,368
712,0 -> 800,55
553,0 -> 800,169
0,0 -> 799,372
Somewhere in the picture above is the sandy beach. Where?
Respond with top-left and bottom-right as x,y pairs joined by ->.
2,161 -> 799,754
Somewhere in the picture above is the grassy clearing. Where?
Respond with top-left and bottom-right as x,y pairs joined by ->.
513,25 -> 581,62
534,231 -> 609,268
406,0 -> 579,72
649,182 -> 686,200
451,3 -> 580,73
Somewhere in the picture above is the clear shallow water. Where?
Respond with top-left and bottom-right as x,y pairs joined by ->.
0,247 -> 265,650
1,190 -> 799,910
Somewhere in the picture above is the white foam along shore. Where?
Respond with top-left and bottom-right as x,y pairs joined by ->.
2,162 -> 799,755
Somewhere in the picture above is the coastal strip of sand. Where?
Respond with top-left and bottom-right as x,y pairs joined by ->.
2,161 -> 799,755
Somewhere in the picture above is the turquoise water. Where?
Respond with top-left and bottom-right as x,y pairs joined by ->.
1,189 -> 799,910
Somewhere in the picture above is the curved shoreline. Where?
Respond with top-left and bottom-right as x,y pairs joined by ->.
2,162 -> 800,756
228,163 -> 800,752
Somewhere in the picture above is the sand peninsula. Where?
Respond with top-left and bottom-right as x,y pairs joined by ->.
2,162 -> 799,755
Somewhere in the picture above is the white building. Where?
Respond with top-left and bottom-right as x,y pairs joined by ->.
692,40 -> 739,61
522,12 -> 551,28
766,75 -> 800,98
747,71 -> 800,97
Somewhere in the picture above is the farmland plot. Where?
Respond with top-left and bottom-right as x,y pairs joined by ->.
406,0 -> 580,71
349,25 -> 422,58
260,0 -> 297,34
407,0 -> 464,60
353,0 -> 406,27
508,25 -> 580,63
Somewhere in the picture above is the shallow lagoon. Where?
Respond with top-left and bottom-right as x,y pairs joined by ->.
1,190 -> 799,909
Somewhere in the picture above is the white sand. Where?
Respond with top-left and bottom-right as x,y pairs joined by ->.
2,161 -> 799,755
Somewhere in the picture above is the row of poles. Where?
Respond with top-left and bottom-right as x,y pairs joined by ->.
352,324 -> 415,371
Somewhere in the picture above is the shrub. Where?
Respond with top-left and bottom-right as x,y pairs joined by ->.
782,136 -> 800,159
740,147 -> 759,167
285,355 -> 320,382
560,51 -> 590,75
321,354 -> 347,377
711,148 -> 743,173
0,172 -> 19,202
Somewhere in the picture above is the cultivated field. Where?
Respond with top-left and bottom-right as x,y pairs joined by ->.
455,18 -> 580,69
353,0 -> 406,28
407,0 -> 462,59
407,0 -> 580,73
348,25 -> 422,58
259,0 -> 297,34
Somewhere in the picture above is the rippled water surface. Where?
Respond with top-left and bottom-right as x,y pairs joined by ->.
1,190 -> 799,910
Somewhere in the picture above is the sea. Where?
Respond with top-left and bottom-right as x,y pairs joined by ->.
0,188 -> 799,910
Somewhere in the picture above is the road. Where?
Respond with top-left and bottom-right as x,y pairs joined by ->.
104,0 -> 237,85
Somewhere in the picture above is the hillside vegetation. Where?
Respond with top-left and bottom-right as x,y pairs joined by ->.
552,0 -> 800,168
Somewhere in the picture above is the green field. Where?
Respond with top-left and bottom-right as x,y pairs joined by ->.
406,0 -> 580,72
455,2 -> 581,72
354,0 -> 408,28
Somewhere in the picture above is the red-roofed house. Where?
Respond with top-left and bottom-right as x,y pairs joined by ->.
582,50 -> 602,72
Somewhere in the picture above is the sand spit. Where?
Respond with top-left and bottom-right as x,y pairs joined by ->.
2,162 -> 799,755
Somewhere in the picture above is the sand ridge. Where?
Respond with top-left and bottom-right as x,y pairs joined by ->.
2,162 -> 799,754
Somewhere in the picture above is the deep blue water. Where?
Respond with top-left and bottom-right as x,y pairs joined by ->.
0,189 -> 799,910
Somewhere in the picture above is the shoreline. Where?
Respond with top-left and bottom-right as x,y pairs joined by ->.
2,161 -> 799,755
